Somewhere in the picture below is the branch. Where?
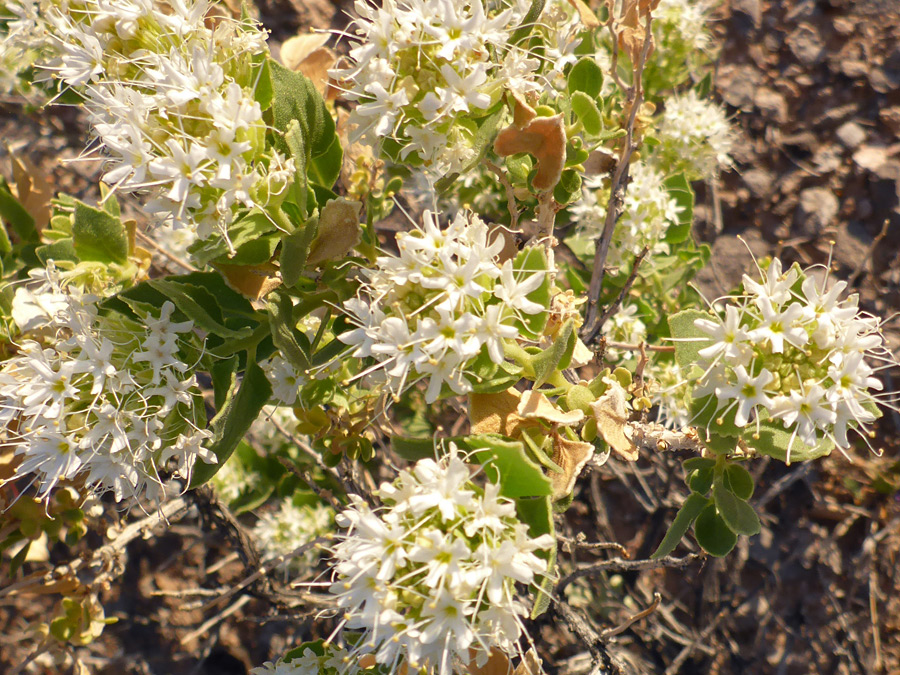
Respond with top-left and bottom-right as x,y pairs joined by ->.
587,245 -> 650,343
557,553 -> 704,593
484,158 -> 521,231
582,16 -> 655,341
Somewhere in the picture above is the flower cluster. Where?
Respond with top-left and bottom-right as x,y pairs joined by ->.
340,210 -> 548,403
334,0 -> 581,176
328,449 -> 555,674
693,260 -> 890,462
651,360 -> 692,429
654,0 -> 715,55
0,0 -> 48,96
572,161 -> 682,272
1,269 -> 213,502
655,90 -> 734,180
35,0 -> 289,245
253,499 -> 333,572
251,644 -> 388,675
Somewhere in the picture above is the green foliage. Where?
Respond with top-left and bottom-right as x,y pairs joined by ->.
191,358 -> 273,487
567,57 -> 605,98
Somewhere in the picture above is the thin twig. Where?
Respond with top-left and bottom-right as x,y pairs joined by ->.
601,592 -> 661,638
179,595 -> 251,645
484,158 -> 521,231
135,229 -> 198,272
848,218 -> 889,288
594,245 -> 650,336
555,600 -> 621,675
196,536 -> 329,614
605,341 -> 675,353
557,553 -> 704,593
583,16 -> 654,340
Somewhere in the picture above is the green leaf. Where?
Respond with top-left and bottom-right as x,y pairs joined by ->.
510,0 -> 547,44
694,504 -> 738,557
253,55 -> 274,111
651,492 -> 709,559
713,483 -> 760,536
227,234 -> 280,266
391,434 -> 552,499
0,184 -> 38,243
692,394 -> 742,439
148,278 -> 254,340
190,359 -> 272,487
73,201 -> 128,264
285,120 -> 310,216
531,320 -> 575,387
468,353 -> 523,394
695,72 -> 712,98
309,134 -> 343,189
571,91 -> 602,136
748,419 -> 834,464
567,57 -> 604,98
663,174 -> 694,245
553,168 -> 582,205
683,457 -> 716,472
187,210 -> 277,266
210,355 -> 238,410
267,289 -> 311,372
700,430 -> 739,454
667,308 -> 712,369
36,238 -> 78,264
520,494 -> 555,619
269,58 -> 335,157
687,467 -> 714,494
280,215 -> 319,287
460,434 -> 553,499
724,463 -> 754,500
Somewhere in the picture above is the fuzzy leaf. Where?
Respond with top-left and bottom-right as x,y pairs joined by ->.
652,492 -> 709,558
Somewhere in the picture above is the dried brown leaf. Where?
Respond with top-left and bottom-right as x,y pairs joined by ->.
215,263 -> 281,300
551,435 -> 595,500
590,379 -> 639,461
567,0 -> 600,28
494,114 -> 566,191
306,198 -> 362,266
469,389 -> 522,437
10,151 -> 53,230
518,390 -> 585,426
280,33 -> 338,99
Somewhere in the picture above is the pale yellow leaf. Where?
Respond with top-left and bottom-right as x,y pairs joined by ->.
590,379 -> 639,461
518,390 -> 585,426
550,436 -> 594,500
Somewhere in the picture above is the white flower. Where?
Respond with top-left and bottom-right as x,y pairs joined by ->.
340,210 -> 549,403
0,280 -> 214,503
689,260 -> 894,460
328,446 -> 554,674
655,90 -> 734,180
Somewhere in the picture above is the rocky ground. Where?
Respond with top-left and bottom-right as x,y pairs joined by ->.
1,0 -> 899,674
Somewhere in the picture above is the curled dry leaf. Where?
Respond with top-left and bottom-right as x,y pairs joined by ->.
280,32 -> 337,99
550,435 -> 594,500
494,113 -> 566,192
306,198 -> 362,266
518,390 -> 585,426
590,379 -> 639,461
568,0 -> 600,28
469,388 -> 528,437
10,151 -> 53,230
215,262 -> 281,300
